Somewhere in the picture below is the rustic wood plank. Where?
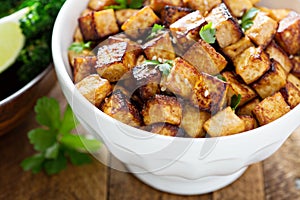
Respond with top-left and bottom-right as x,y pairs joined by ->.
0,83 -> 108,200
263,127 -> 300,200
212,163 -> 265,200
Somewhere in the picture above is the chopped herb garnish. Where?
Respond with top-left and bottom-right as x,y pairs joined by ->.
144,59 -> 173,76
146,24 -> 165,40
199,22 -> 216,44
21,97 -> 101,175
240,8 -> 259,32
230,94 -> 242,111
68,41 -> 92,53
105,0 -> 143,10
216,75 -> 227,82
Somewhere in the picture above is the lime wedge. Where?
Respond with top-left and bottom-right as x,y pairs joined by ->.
0,21 -> 25,73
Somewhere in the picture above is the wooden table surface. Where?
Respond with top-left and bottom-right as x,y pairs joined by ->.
1,82 -> 300,200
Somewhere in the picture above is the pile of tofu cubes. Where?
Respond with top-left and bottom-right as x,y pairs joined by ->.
69,0 -> 300,137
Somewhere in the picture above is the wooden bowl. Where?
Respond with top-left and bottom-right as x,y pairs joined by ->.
0,65 -> 56,136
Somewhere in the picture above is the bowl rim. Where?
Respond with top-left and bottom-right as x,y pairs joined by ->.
52,0 -> 300,142
0,64 -> 53,106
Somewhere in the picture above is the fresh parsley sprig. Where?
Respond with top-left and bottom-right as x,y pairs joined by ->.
199,22 -> 216,44
68,41 -> 92,53
21,97 -> 101,175
143,59 -> 173,76
230,94 -> 242,111
240,8 -> 259,32
105,0 -> 143,10
146,24 -> 165,40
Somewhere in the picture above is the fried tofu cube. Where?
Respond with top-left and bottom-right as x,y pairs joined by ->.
192,72 -> 228,113
291,56 -> 300,78
76,74 -> 112,107
180,103 -> 211,138
149,0 -> 183,13
115,9 -> 139,26
258,7 -> 291,22
234,46 -> 270,84
253,92 -> 290,126
142,94 -> 182,125
121,6 -> 160,39
239,115 -> 257,131
204,106 -> 245,137
222,36 -> 254,61
275,11 -> 300,55
245,12 -> 278,48
205,3 -> 243,48
132,64 -> 162,100
78,9 -> 119,41
183,0 -> 221,16
237,98 -> 260,116
183,39 -> 228,75
87,0 -> 115,11
222,71 -> 257,106
287,74 -> 300,91
101,90 -> 142,127
96,42 -> 139,82
248,0 -> 260,4
252,61 -> 287,99
68,48 -> 91,68
162,57 -> 200,99
73,56 -> 97,83
143,32 -> 176,61
266,41 -> 293,74
161,5 -> 193,28
106,34 -> 143,54
280,81 -> 300,109
223,0 -> 252,18
147,123 -> 183,137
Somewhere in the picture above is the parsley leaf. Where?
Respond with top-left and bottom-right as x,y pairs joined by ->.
199,22 -> 216,44
144,59 -> 173,76
146,24 -> 164,40
240,8 -> 259,32
216,75 -> 227,82
68,41 -> 92,53
21,97 -> 101,175
105,0 -> 143,10
231,94 -> 242,111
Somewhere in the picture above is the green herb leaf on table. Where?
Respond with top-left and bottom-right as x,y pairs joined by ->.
240,7 -> 259,32
199,22 -> 216,44
21,97 -> 101,175
68,41 -> 92,53
231,94 -> 242,111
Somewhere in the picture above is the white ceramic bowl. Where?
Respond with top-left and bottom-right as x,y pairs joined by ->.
52,0 -> 300,195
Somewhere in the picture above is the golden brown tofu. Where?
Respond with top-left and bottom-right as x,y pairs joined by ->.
73,56 -> 97,83
162,57 -> 200,99
106,34 -> 143,54
87,0 -> 115,11
115,9 -> 139,26
280,81 -> 300,109
68,49 -> 91,68
76,74 -> 112,107
142,94 -> 182,125
161,5 -> 193,28
248,0 -> 260,4
121,6 -> 160,39
149,0 -> 183,13
101,90 -> 142,127
239,115 -> 257,131
205,3 -> 243,48
275,11 -> 300,55
183,0 -> 221,16
223,0 -> 252,18
245,11 -> 278,48
96,42 -> 139,82
287,74 -> 300,92
237,98 -> 260,116
252,61 -> 287,99
258,7 -> 291,22
183,39 -> 228,75
222,71 -> 257,106
234,46 -> 270,84
78,9 -> 119,41
222,36 -> 254,61
192,72 -> 228,114
204,106 -> 245,137
147,123 -> 182,137
180,103 -> 210,138
291,56 -> 300,78
253,92 -> 290,126
143,32 -> 176,61
73,27 -> 84,42
266,41 -> 293,74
